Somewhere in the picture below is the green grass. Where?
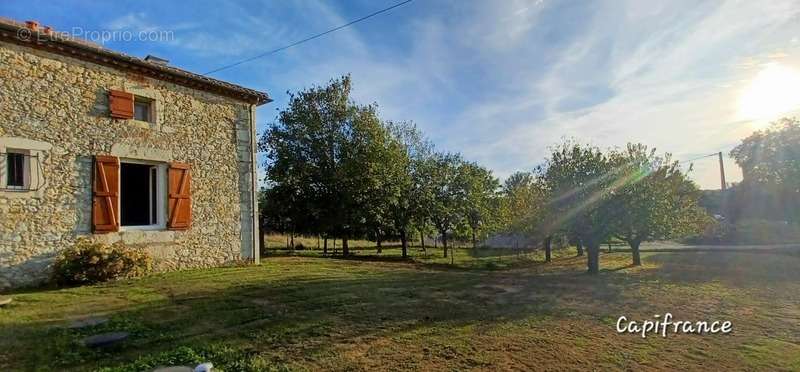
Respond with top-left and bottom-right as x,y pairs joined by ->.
2,248 -> 800,371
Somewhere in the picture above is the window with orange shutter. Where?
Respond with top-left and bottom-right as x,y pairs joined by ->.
92,155 -> 120,233
108,90 -> 134,119
167,162 -> 191,230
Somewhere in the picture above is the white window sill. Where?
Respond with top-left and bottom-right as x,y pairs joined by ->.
119,225 -> 167,232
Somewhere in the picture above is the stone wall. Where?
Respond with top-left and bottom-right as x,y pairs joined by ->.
0,41 -> 258,290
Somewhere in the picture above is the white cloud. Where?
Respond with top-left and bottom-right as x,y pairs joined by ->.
219,0 -> 800,189
437,0 -> 800,188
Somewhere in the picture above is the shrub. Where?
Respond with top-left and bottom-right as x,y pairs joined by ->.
52,238 -> 153,286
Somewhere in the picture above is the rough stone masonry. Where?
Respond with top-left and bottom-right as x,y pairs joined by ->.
0,20 -> 269,290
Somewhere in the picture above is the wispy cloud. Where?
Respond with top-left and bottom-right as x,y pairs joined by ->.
62,0 -> 800,189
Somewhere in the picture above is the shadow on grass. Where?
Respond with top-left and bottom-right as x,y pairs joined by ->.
4,251 -> 800,370
0,258 -> 632,371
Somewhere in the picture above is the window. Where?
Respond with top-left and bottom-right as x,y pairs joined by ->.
0,138 -> 50,196
120,161 -> 166,228
7,152 -> 25,187
133,97 -> 152,122
4,150 -> 30,190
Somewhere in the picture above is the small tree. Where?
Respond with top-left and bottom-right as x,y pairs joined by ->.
608,144 -> 709,265
502,171 -> 552,260
461,162 -> 500,248
428,152 -> 467,258
386,121 -> 433,258
541,142 -> 617,274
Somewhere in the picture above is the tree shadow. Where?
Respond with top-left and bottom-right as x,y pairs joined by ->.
4,250 -> 800,370
0,260 -> 632,370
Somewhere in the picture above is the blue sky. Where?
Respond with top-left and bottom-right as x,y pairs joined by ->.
5,0 -> 800,189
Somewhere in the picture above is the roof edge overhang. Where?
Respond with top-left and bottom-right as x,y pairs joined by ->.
0,19 -> 272,106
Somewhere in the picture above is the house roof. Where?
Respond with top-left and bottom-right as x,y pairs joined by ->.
0,18 -> 271,105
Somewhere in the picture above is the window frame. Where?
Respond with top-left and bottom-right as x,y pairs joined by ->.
0,137 -> 50,198
133,96 -> 153,123
4,149 -> 30,190
118,158 -> 168,231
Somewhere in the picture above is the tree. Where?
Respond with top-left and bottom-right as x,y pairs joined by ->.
501,171 -> 552,260
730,118 -> 800,223
386,121 -> 433,258
461,162 -> 500,248
260,76 -> 400,255
428,152 -> 467,259
608,144 -> 709,265
540,142 -> 617,274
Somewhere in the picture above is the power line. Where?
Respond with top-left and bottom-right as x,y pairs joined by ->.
677,153 -> 718,166
203,0 -> 414,76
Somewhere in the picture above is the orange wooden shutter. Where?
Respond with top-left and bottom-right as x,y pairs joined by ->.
92,155 -> 120,233
168,162 -> 192,230
109,90 -> 134,119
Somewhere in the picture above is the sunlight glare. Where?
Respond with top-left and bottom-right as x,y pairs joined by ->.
738,63 -> 800,126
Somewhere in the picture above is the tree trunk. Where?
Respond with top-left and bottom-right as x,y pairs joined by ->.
342,237 -> 350,256
286,234 -> 290,249
630,240 -> 642,266
576,240 -> 584,256
323,237 -> 328,256
472,229 -> 477,249
377,234 -> 383,254
259,230 -> 265,256
420,230 -> 426,252
400,229 -> 408,259
544,236 -> 552,263
442,231 -> 448,258
587,242 -> 600,274
290,232 -> 295,249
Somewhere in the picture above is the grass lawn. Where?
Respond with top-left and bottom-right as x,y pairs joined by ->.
2,248 -> 800,371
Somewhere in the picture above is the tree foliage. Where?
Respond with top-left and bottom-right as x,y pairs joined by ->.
260,76 -> 400,254
730,118 -> 800,223
607,144 -> 709,265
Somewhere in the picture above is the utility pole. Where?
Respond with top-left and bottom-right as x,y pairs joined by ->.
718,152 -> 727,190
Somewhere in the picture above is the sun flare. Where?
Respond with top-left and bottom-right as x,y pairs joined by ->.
738,63 -> 800,126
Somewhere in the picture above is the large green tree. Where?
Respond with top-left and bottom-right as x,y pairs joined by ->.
260,76 -> 400,255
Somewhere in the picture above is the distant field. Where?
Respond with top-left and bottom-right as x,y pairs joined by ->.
263,234 -> 393,250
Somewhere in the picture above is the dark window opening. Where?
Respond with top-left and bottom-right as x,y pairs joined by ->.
134,99 -> 152,122
121,163 -> 157,226
6,152 -> 25,187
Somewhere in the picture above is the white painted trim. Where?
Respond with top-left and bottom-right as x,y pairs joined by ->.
118,159 -> 167,231
250,104 -> 261,264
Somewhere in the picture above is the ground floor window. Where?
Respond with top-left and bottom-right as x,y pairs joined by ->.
6,151 -> 27,188
120,161 -> 166,228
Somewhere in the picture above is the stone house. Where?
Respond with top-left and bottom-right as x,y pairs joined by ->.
0,19 -> 270,290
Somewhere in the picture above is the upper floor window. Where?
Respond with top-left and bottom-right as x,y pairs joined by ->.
134,97 -> 153,122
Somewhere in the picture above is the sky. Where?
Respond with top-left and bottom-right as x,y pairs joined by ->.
4,0 -> 800,189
